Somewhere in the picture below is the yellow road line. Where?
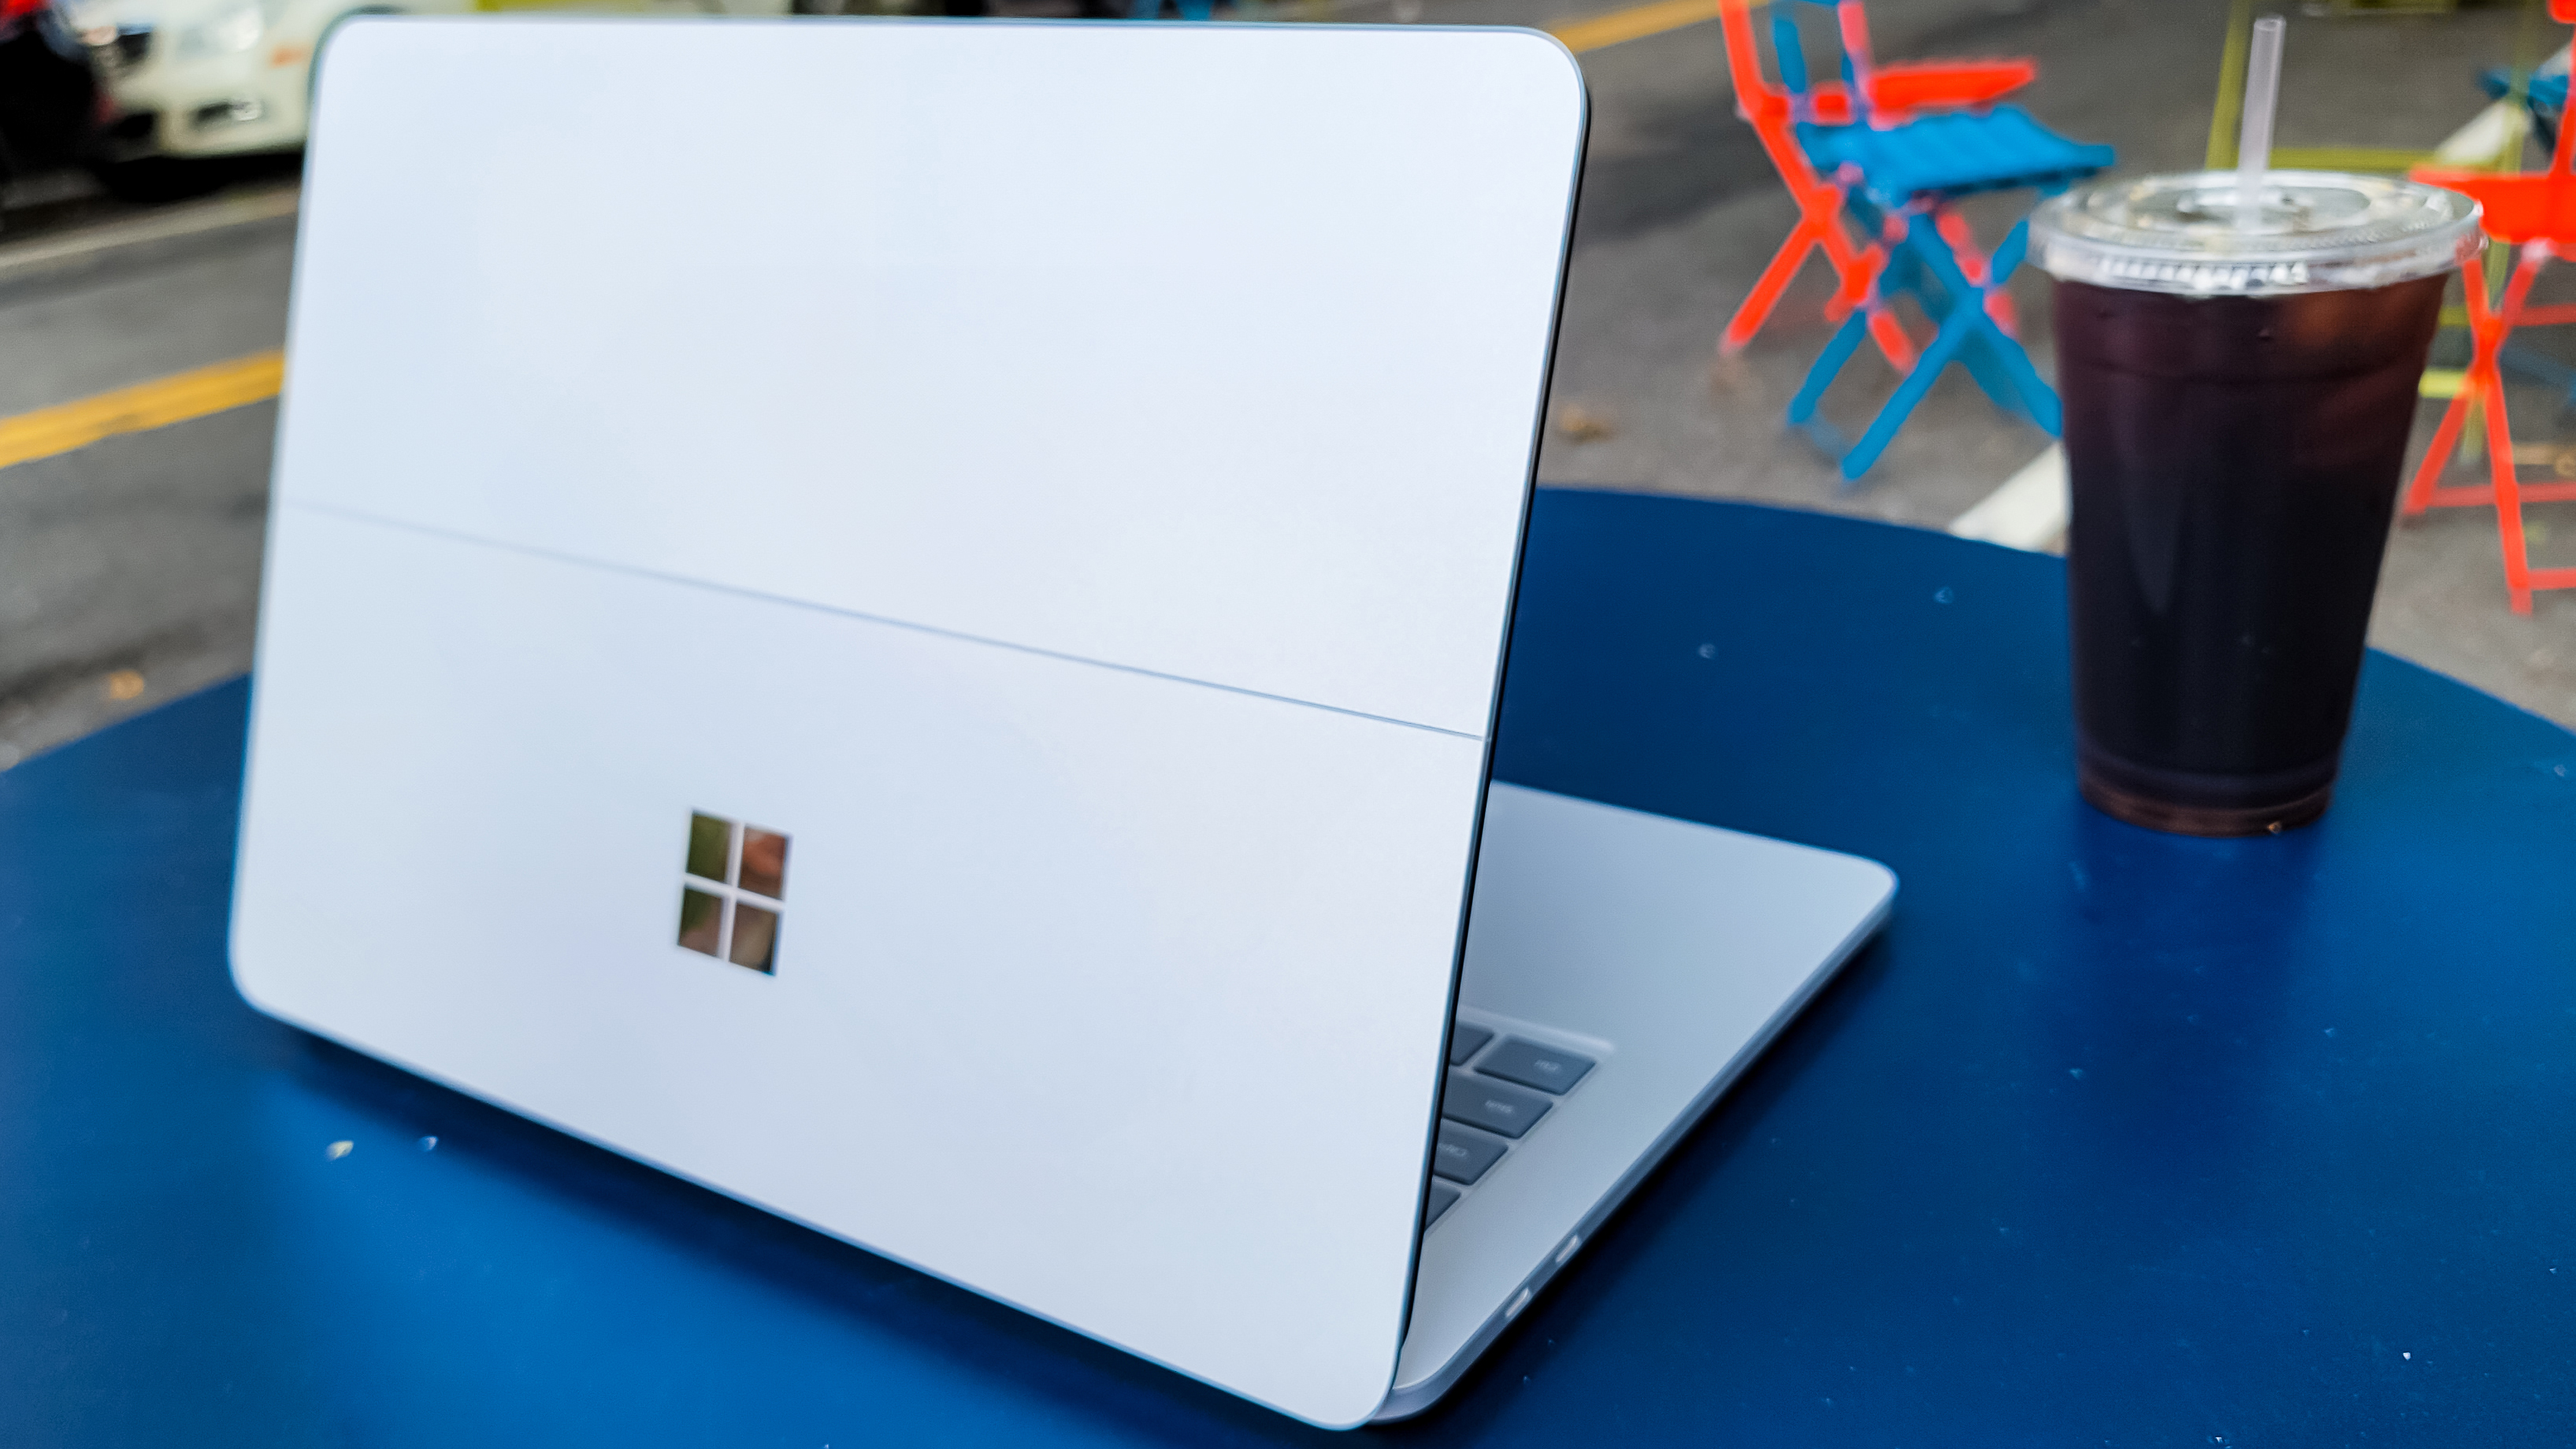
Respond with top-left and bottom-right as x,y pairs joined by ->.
2,0 -> 1689,476
0,350 -> 283,472
2206,2 -> 2443,175
2205,0 -> 2255,169
0,0 -> 2003,476
1548,0 -> 1715,54
2270,146 -> 2433,172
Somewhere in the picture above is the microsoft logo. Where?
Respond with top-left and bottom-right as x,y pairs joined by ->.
678,813 -> 788,973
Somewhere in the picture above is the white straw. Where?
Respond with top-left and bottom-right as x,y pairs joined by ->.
2236,17 -> 2286,231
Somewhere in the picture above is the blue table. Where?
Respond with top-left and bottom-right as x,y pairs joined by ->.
7,491 -> 2574,1444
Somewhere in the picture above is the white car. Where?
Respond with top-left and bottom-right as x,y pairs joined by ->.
60,0 -> 786,179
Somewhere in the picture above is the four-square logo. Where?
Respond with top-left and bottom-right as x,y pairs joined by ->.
678,813 -> 788,973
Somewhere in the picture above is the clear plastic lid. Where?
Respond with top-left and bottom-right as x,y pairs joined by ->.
2029,170 -> 2481,297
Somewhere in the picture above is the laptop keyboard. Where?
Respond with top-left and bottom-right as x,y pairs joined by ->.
1423,1021 -> 1598,1232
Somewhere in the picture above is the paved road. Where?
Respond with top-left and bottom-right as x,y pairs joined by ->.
0,202 -> 292,765
1542,0 -> 2576,726
2,0 -> 2572,770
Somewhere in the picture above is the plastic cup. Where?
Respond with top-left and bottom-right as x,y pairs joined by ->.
2029,172 -> 2481,836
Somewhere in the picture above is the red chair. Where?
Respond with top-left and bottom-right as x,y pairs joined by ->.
2407,0 -> 2576,613
1717,0 -> 2035,369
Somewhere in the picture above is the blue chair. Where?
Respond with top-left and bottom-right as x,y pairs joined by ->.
2481,64 -> 2565,149
1769,2 -> 2113,481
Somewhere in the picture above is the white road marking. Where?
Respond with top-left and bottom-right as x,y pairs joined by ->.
1948,443 -> 2067,552
2432,98 -> 2528,169
0,183 -> 298,287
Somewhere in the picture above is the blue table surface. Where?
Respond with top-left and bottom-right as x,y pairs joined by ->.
6,491 -> 2574,1446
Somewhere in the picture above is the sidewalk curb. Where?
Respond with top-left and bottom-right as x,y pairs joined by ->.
0,185 -> 299,305
1948,444 -> 2067,553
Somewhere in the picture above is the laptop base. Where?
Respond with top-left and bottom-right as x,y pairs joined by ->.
1379,784 -> 1895,1418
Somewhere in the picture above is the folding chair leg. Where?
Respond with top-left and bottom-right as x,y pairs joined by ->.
2403,246 -> 2485,513
1888,210 -> 2058,443
1865,300 -> 1917,373
1846,232 -> 1920,372
1789,305 -> 1876,428
2481,360 -> 2535,614
1721,109 -> 1914,370
1816,210 -> 1874,321
2404,380 -> 2480,514
1831,191 -> 1921,372
2397,246 -> 2576,612
1965,329 -> 2062,435
1954,317 -> 2028,419
1936,213 -> 1981,283
1935,211 -> 2019,336
1725,203 -> 1917,372
1724,215 -> 1832,355
1840,306 -> 1978,480
1865,272 -> 1926,372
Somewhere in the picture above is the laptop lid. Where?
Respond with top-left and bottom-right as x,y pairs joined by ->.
233,17 -> 1582,1428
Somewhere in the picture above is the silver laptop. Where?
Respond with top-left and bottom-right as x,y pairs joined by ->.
232,17 -> 1893,1426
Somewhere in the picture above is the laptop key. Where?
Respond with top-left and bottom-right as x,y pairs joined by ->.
1424,1183 -> 1462,1228
1447,1022 -> 1494,1065
1432,1122 -> 1509,1184
1442,1071 -> 1551,1140
1477,1038 -> 1596,1095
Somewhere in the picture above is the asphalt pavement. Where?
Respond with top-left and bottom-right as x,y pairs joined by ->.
1536,0 -> 2576,729
2,0 -> 2572,769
